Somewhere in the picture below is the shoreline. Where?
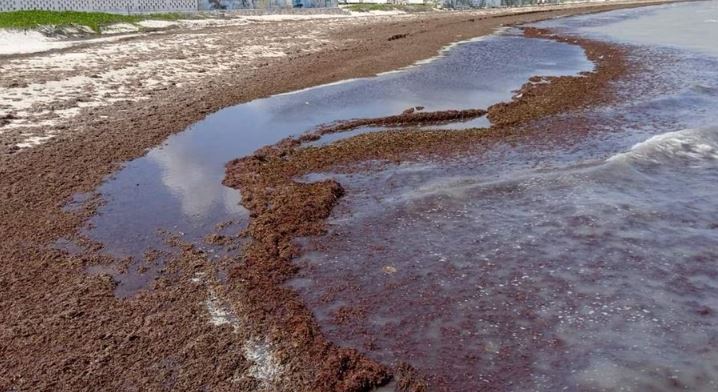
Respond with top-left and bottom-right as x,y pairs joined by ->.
220,27 -> 636,390
0,2 -> 672,391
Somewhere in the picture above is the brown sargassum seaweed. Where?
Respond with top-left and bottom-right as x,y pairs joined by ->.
221,28 -> 630,391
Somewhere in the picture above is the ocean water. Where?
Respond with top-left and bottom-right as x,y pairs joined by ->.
289,1 -> 718,390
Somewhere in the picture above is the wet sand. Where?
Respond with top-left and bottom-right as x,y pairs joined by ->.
0,2 -> 680,391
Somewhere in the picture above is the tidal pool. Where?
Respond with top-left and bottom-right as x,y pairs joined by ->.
78,27 -> 593,296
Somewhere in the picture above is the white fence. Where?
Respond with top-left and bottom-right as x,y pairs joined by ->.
0,0 -> 340,11
0,0 -> 199,12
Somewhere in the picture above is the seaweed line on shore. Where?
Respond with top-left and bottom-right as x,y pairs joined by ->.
216,27 -> 633,391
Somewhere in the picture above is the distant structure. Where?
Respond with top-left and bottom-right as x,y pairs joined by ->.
200,0 -> 337,9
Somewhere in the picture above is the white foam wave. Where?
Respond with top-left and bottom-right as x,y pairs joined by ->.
607,127 -> 718,167
350,128 -> 718,210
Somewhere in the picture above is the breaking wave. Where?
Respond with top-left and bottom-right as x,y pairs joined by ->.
607,126 -> 718,167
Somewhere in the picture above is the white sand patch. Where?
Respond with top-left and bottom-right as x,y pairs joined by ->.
137,20 -> 179,29
174,18 -> 251,28
205,290 -> 237,327
347,10 -> 408,16
0,29 -> 150,56
102,23 -> 139,34
0,30 -> 72,55
202,287 -> 285,386
243,14 -> 350,22
241,11 -> 409,22
0,37 -> 226,133
243,339 -> 284,384
241,44 -> 287,58
16,135 -> 55,148
1,30 -> 305,131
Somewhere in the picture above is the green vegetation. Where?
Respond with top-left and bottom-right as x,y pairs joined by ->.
0,10 -> 185,32
343,3 -> 435,13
